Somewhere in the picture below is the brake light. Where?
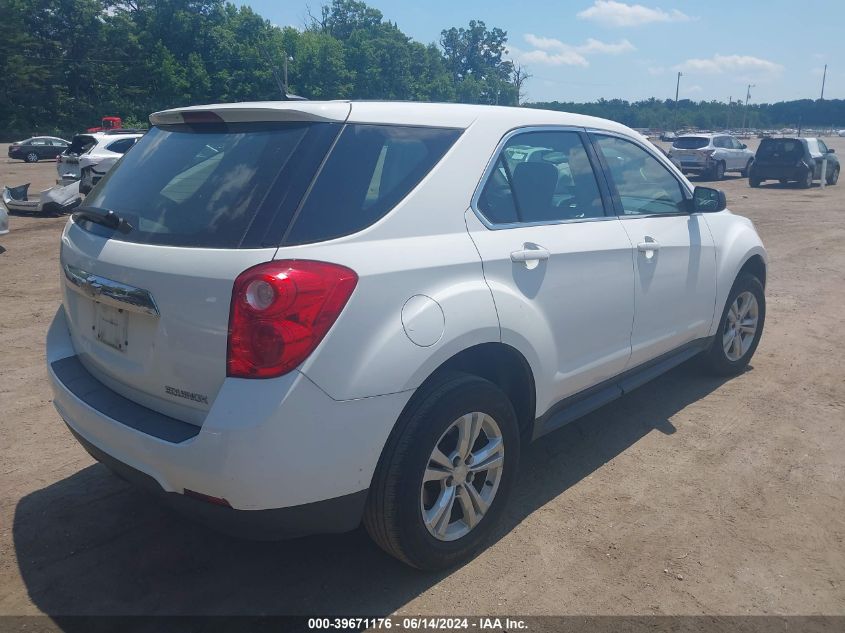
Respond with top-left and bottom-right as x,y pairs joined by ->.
227,260 -> 358,378
182,111 -> 223,124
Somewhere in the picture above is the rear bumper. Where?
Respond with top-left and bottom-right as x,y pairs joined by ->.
751,165 -> 802,180
678,159 -> 714,173
47,305 -> 413,538
68,424 -> 368,539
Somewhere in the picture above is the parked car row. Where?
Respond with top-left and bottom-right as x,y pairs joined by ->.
665,132 -> 839,189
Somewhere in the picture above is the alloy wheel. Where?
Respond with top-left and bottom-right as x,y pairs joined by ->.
420,412 -> 504,541
722,291 -> 759,361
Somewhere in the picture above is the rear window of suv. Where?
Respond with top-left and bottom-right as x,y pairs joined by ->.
81,122 -> 460,248
672,137 -> 710,149
757,138 -> 804,159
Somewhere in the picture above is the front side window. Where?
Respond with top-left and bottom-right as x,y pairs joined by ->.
592,134 -> 687,216
477,130 -> 606,225
817,139 -> 829,154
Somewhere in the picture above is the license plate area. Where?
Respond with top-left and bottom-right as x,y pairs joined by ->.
94,303 -> 129,352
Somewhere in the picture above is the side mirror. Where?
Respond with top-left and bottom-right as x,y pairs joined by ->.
692,186 -> 726,213
740,143 -> 748,149
827,148 -> 835,154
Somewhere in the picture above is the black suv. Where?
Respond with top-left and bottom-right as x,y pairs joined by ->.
749,137 -> 839,188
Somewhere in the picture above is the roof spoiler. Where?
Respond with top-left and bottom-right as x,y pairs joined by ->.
150,102 -> 350,126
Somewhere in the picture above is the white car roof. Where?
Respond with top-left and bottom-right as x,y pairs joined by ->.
92,132 -> 144,140
150,100 -> 638,137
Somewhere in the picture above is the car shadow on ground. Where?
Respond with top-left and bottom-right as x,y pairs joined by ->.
13,359 -> 736,621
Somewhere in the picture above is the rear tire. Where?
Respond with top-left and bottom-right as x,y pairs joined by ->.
24,152 -> 39,163
799,169 -> 813,189
364,372 -> 520,570
826,167 -> 839,186
712,161 -> 725,180
703,273 -> 765,376
740,159 -> 753,177
749,174 -> 761,188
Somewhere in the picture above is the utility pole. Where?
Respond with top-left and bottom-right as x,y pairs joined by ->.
820,64 -> 827,100
672,71 -> 682,132
741,83 -> 755,133
727,96 -> 732,129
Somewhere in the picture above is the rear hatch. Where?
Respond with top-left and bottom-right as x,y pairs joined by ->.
671,136 -> 711,166
58,134 -> 97,181
754,138 -> 805,178
59,103 -> 350,425
755,138 -> 804,165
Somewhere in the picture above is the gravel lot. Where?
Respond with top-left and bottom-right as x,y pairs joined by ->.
0,137 -> 843,617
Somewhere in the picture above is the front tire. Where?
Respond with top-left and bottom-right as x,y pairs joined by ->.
24,152 -> 39,163
364,373 -> 520,570
703,273 -> 765,376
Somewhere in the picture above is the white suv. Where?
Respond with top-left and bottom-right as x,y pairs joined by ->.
669,133 -> 756,180
57,130 -> 143,191
47,102 -> 767,569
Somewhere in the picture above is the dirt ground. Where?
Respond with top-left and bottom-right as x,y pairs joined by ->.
0,137 -> 843,618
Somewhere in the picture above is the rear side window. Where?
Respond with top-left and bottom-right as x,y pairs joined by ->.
477,130 -> 606,225
283,125 -> 461,245
672,137 -> 710,149
105,138 -> 137,154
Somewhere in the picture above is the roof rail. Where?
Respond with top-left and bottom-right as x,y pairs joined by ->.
103,128 -> 147,135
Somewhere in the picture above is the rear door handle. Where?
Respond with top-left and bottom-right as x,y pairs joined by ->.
510,247 -> 550,263
637,240 -> 660,253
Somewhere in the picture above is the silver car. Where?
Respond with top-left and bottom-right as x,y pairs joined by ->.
669,133 -> 755,180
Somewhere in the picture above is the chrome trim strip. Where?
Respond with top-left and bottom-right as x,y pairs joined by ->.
63,264 -> 160,317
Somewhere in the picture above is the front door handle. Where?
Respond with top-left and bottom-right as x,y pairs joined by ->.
637,240 -> 660,253
510,247 -> 550,263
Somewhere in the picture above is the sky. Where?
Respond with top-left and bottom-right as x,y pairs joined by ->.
240,0 -> 844,104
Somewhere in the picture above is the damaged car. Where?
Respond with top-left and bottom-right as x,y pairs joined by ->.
3,181 -> 82,215
57,130 -> 143,190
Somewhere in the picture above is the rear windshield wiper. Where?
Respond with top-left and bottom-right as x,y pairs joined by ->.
72,206 -> 133,234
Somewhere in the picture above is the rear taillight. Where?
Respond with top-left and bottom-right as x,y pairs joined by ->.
227,260 -> 358,379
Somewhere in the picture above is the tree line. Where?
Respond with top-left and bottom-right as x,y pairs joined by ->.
528,98 -> 845,132
0,0 -> 522,139
1,0 -> 843,140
